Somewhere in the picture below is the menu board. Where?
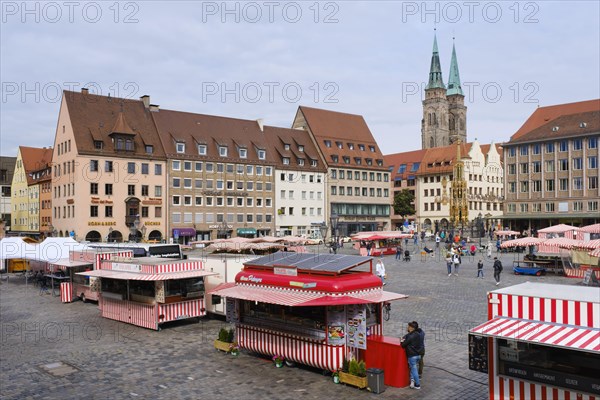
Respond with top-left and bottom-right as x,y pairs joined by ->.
346,304 -> 367,350
468,334 -> 488,373
327,306 -> 346,346
226,298 -> 239,323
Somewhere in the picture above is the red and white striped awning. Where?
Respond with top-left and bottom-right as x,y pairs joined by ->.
500,237 -> 545,248
209,283 -> 408,307
495,230 -> 520,237
580,223 -> 600,234
470,316 -> 600,353
76,269 -> 217,281
575,239 -> 600,250
589,248 -> 600,258
540,237 -> 584,249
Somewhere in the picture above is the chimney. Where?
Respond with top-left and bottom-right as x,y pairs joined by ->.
256,118 -> 264,132
149,104 -> 160,112
81,88 -> 89,95
140,95 -> 150,108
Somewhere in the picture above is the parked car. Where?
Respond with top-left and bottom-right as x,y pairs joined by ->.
305,238 -> 324,245
340,236 -> 352,243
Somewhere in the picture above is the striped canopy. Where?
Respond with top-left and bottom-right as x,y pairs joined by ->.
538,224 -> 580,234
573,239 -> 600,250
541,237 -> 585,249
495,230 -> 520,237
579,223 -> 600,234
589,248 -> 600,258
500,237 -> 546,248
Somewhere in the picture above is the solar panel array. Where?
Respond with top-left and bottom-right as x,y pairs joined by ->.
244,252 -> 372,273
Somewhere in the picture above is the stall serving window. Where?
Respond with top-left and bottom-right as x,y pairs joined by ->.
164,278 -> 205,300
72,266 -> 92,286
101,278 -> 127,300
497,339 -> 600,395
241,301 -> 326,340
129,281 -> 156,304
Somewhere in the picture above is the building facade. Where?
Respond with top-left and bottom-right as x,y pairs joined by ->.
293,106 -> 391,236
29,157 -> 53,237
422,35 -> 467,149
503,100 -> 600,231
0,156 -> 16,235
51,90 -> 167,242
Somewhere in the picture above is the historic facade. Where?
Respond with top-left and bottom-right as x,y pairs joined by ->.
1,156 -> 16,234
503,99 -> 600,230
422,35 -> 467,149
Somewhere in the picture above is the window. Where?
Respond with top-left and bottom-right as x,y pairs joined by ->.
509,182 -> 516,193
559,159 -> 569,171
155,164 -> 162,175
298,145 -> 304,152
265,167 -> 272,176
369,145 -> 375,152
588,156 -> 598,169
182,178 -> 191,189
194,162 -> 203,172
258,150 -> 266,160
573,201 -> 583,212
532,180 -> 541,192
508,164 -> 516,175
532,144 -> 541,154
184,196 -> 192,206
219,146 -> 228,157
128,185 -> 135,196
573,177 -> 583,190
141,163 -> 149,175
559,140 -> 568,152
559,178 -> 568,191
172,195 -> 181,206
545,160 -> 555,172
520,146 -> 528,156
520,181 -> 529,192
90,160 -> 98,172
173,178 -> 181,188
176,142 -> 185,153
142,185 -> 149,196
532,161 -> 541,173
545,179 -> 555,191
246,198 -> 253,207
102,183 -> 112,195
589,137 -> 598,149
256,166 -> 263,176
519,163 -> 529,174
125,162 -> 134,174
589,201 -> 599,211
90,183 -> 98,195
285,143 -> 291,150
573,158 -> 583,170
155,186 -> 162,197
239,148 -> 247,158
206,163 -> 214,173
324,140 -> 331,147
573,139 -> 582,150
105,161 -> 113,172
283,157 -> 290,165
94,140 -> 103,150
508,147 -> 516,157
216,163 -> 224,173
520,204 -> 528,213
145,145 -> 153,154
246,165 -> 254,175
198,144 -> 207,155
545,203 -> 555,212
140,206 -> 149,218
335,141 -> 342,149
90,205 -> 98,217
589,176 -> 598,190
545,142 -> 554,153
172,212 -> 181,223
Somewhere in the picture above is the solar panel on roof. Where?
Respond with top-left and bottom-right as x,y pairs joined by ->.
244,252 -> 372,273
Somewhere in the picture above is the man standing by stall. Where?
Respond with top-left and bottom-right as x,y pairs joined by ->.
401,321 -> 423,390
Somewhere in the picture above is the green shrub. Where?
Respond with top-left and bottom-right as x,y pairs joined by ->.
357,360 -> 367,377
348,359 -> 359,376
227,328 -> 235,343
341,358 -> 349,373
218,328 -> 229,342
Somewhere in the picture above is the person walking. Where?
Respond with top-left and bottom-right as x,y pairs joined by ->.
417,324 -> 425,378
445,253 -> 453,276
435,234 -> 440,249
405,237 -> 409,248
366,241 -> 372,256
420,231 -> 426,242
493,257 -> 503,285
401,321 -> 423,390
452,252 -> 460,276
413,234 -> 418,247
395,244 -> 402,260
375,259 -> 386,285
486,244 -> 492,258
476,259 -> 484,278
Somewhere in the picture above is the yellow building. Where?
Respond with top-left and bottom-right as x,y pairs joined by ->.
10,146 -> 53,237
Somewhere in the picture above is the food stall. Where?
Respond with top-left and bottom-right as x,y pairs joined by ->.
77,257 -> 216,330
469,282 -> 600,399
209,252 -> 410,387
351,232 -> 412,256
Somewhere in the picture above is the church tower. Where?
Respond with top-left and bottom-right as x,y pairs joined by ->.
422,33 -> 449,149
447,41 -> 467,145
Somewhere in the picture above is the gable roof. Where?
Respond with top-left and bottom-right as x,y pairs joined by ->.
384,149 -> 428,176
511,99 -> 600,141
294,106 -> 387,171
63,90 -> 166,159
508,110 -> 600,144
18,146 -> 53,185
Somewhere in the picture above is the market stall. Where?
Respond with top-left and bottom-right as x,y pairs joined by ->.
77,257 -> 216,330
351,232 -> 412,256
469,282 -> 600,399
209,252 -> 410,387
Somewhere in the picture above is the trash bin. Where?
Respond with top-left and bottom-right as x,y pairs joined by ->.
367,368 -> 385,394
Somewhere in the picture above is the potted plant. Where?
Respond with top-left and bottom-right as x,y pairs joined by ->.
214,327 -> 235,352
229,342 -> 240,356
338,359 -> 368,389
272,355 -> 285,368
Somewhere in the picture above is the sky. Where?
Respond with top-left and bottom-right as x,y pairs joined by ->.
1,1 -> 599,157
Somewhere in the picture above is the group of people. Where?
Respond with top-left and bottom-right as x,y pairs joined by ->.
400,321 -> 425,390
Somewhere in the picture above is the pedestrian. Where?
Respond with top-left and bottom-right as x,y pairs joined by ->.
470,244 -> 477,256
395,244 -> 402,260
417,324 -> 425,378
476,259 -> 484,278
401,321 -> 423,390
452,252 -> 460,276
496,239 -> 501,253
420,231 -> 425,242
435,235 -> 440,249
366,241 -> 372,256
493,257 -> 503,285
445,253 -> 453,276
413,234 -> 418,247
405,237 -> 409,248
486,244 -> 492,258
375,259 -> 386,285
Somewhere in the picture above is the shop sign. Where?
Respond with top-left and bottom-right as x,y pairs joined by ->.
239,275 -> 262,283
142,199 -> 162,205
88,221 -> 116,226
203,190 -> 248,197
274,266 -> 297,276
208,224 -> 232,229
144,221 -> 161,225
289,281 -> 316,289
346,304 -> 367,350
91,197 -> 113,204
111,262 -> 141,273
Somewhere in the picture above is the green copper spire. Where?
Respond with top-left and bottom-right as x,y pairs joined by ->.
447,42 -> 464,96
426,34 -> 445,90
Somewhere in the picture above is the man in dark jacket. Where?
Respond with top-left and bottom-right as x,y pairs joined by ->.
493,257 -> 503,285
401,321 -> 422,390
417,326 -> 425,377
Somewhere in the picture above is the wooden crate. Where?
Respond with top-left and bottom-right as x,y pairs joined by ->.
339,371 -> 367,389
214,339 -> 231,352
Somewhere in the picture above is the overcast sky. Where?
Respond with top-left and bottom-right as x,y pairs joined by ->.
1,1 -> 599,157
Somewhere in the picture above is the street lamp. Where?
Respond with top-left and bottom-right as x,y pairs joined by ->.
108,227 -> 113,242
330,211 -> 339,254
477,212 -> 483,248
318,222 -> 328,244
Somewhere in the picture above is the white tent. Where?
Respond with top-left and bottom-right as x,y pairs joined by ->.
0,237 -> 86,263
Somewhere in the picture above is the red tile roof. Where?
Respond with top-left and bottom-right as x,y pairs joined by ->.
295,106 -> 387,171
384,149 -> 428,175
509,110 -> 600,144
19,146 -> 53,185
511,99 -> 600,141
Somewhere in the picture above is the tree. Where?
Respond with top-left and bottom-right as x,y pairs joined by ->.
393,189 -> 415,217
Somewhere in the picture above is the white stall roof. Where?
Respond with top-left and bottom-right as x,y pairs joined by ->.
0,237 -> 87,262
491,282 -> 600,303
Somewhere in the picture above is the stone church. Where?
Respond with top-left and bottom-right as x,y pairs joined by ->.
421,34 -> 467,149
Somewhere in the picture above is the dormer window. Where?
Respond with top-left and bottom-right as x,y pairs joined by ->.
125,139 -> 134,151
258,149 -> 266,160
239,148 -> 247,158
219,146 -> 228,157
284,143 -> 290,151
298,145 -> 304,152
176,142 -> 185,153
376,160 -> 383,166
94,140 -> 103,150
369,145 -> 375,152
310,160 -> 317,167
116,138 -> 124,150
298,159 -> 305,166
358,144 -> 365,151
366,158 -> 373,166
348,143 -> 354,150
343,156 -> 350,164
336,141 -> 343,149
332,155 -> 339,163
283,157 -> 290,165
324,140 -> 331,148
198,144 -> 207,155
145,145 -> 153,154
354,157 -> 362,165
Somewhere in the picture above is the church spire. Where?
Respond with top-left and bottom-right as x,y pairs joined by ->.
426,33 -> 445,90
447,40 -> 463,96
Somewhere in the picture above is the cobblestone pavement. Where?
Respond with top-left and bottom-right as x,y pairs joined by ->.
0,245 -> 577,400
